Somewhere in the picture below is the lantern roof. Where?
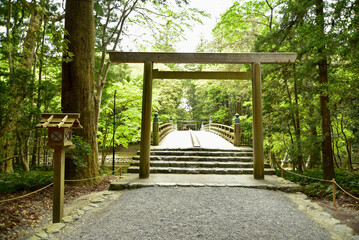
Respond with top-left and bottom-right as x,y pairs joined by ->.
36,113 -> 83,129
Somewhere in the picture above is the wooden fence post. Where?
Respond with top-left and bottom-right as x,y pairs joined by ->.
333,178 -> 336,207
169,115 -> 173,125
153,112 -> 159,146
234,113 -> 241,147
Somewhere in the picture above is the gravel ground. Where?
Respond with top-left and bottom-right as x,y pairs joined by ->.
51,187 -> 333,240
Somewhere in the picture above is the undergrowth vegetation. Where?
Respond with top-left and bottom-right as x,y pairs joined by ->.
0,170 -> 53,193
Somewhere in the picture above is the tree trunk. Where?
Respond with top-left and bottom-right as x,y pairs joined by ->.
62,0 -> 99,185
293,68 -> 303,172
101,112 -> 112,166
17,132 -> 30,172
341,116 -> 353,169
283,69 -> 303,172
316,0 -> 335,180
342,141 -> 352,170
0,138 -> 14,174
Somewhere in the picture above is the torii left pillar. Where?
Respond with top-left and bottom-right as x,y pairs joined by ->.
252,62 -> 264,179
139,61 -> 153,178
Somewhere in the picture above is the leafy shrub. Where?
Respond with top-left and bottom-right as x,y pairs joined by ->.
65,135 -> 91,169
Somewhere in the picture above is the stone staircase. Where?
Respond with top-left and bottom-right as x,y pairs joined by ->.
127,148 -> 275,175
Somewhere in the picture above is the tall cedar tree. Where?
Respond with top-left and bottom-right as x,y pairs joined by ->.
62,0 -> 100,185
315,0 -> 335,180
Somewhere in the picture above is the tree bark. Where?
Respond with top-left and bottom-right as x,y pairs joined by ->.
316,0 -> 335,180
62,0 -> 99,185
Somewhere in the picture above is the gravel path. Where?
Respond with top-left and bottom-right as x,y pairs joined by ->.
53,187 -> 331,240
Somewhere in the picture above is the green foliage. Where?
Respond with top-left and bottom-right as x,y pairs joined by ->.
182,79 -> 250,125
98,73 -> 143,150
0,170 -> 53,193
213,0 -> 276,52
66,136 -> 92,169
153,78 -> 185,120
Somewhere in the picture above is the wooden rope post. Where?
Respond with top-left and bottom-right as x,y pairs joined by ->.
281,167 -> 284,178
333,178 -> 336,207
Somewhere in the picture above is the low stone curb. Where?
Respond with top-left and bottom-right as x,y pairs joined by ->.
109,181 -> 301,193
287,192 -> 358,240
27,191 -> 116,240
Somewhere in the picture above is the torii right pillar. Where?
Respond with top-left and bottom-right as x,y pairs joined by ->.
252,62 -> 264,179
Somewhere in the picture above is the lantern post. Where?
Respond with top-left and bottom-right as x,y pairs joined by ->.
36,113 -> 82,223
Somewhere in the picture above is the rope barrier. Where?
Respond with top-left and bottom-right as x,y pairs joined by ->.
334,180 -> 359,201
281,168 -> 359,205
0,183 -> 53,204
282,168 -> 333,183
0,167 -> 123,203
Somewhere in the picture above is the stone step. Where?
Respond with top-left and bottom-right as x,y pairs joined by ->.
131,161 -> 270,169
127,167 -> 276,175
146,151 -> 253,157
150,147 -> 252,152
132,156 -> 254,162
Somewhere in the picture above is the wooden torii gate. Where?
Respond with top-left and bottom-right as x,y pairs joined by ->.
109,52 -> 297,180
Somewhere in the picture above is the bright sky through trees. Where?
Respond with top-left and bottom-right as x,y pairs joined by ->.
175,0 -> 234,52
119,0 -> 235,52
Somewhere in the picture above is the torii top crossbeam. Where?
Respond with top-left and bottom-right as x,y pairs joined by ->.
109,51 -> 297,64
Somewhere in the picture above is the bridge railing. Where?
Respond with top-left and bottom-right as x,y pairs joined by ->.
152,113 -> 176,146
202,114 -> 252,147
203,123 -> 235,143
158,122 -> 176,142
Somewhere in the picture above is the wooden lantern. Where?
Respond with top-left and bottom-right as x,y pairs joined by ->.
36,113 -> 82,148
